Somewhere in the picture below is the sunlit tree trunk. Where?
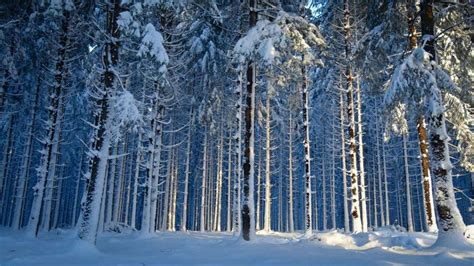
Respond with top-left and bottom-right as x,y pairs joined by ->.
330,118 -> 336,229
382,140 -> 390,225
162,129 -> 175,231
343,0 -> 362,233
256,141 -> 262,231
200,129 -> 208,232
233,67 -> 243,235
302,56 -> 312,235
356,78 -> 368,231
339,84 -> 349,232
407,0 -> 437,233
213,129 -> 224,232
417,117 -> 437,232
263,81 -> 272,233
376,117 -> 385,227
421,0 -> 465,244
226,129 -> 233,232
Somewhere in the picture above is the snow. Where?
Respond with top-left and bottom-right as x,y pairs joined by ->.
117,12 -> 140,38
259,39 -> 277,63
465,225 -> 474,240
1,228 -> 473,265
111,90 -> 142,135
137,23 -> 169,70
48,0 -> 75,13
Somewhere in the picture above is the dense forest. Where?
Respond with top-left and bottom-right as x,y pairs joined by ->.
0,0 -> 472,252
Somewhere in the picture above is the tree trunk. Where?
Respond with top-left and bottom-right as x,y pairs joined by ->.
382,140 -> 390,225
200,130 -> 208,232
78,0 -> 121,244
403,134 -> 414,232
181,107 -> 194,231
330,118 -> 336,229
52,155 -> 65,229
232,66 -> 243,235
288,112 -> 294,233
339,85 -> 349,232
256,142 -> 262,231
213,129 -> 224,232
105,144 -> 118,224
278,152 -> 283,232
226,128 -> 233,232
172,152 -> 179,231
123,147 -> 133,224
131,129 -> 143,229
150,105 -> 164,232
241,0 -> 257,241
322,145 -> 327,231
356,78 -> 368,231
343,0 -> 362,233
263,82 -> 272,232
408,0 -> 437,233
72,150 -> 84,226
376,116 -> 385,227
162,129 -> 174,231
0,114 -> 15,226
421,0 -> 466,244
117,132 -> 129,223
417,117 -> 437,232
302,58 -> 313,235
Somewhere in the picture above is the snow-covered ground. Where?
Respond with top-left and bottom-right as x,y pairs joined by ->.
1,227 -> 473,265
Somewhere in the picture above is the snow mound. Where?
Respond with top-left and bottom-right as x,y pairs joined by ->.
104,222 -> 137,234
317,228 -> 424,250
318,230 -> 358,249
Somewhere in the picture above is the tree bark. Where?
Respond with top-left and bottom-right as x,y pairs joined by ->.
263,82 -> 272,232
408,0 -> 437,233
78,0 -> 121,244
181,107 -> 194,231
343,0 -> 362,233
241,0 -> 257,241
356,78 -> 368,231
416,117 -> 437,232
302,57 -> 313,235
288,112 -> 294,233
420,0 -> 466,244
339,86 -> 349,232
403,134 -> 414,232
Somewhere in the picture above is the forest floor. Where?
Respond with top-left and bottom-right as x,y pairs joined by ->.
1,226 -> 473,265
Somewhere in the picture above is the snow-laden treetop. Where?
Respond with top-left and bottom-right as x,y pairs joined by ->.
233,12 -> 325,66
137,23 -> 169,72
